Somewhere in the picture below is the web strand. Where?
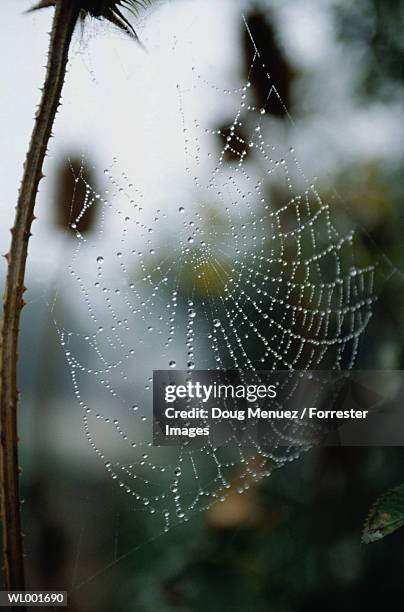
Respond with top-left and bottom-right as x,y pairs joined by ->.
55,41 -> 376,532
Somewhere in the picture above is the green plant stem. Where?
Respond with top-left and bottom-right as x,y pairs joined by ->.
0,0 -> 80,593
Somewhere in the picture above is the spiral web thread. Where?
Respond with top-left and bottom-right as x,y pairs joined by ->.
56,35 -> 376,531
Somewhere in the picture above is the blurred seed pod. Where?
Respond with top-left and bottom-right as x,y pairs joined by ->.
242,9 -> 295,117
53,155 -> 98,235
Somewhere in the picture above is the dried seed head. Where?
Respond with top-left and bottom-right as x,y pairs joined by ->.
30,1 -> 149,38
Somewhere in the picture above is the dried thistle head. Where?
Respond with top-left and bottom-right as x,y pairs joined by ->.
30,1 -> 149,38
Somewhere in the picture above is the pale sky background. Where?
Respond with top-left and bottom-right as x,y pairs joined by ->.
1,0 -> 403,283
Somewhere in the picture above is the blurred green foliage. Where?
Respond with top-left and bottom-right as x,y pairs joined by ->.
362,483 -> 404,543
336,0 -> 404,98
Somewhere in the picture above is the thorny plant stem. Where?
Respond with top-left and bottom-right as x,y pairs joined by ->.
0,0 -> 80,593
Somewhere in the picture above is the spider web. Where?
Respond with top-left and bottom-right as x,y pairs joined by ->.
55,29 -> 376,533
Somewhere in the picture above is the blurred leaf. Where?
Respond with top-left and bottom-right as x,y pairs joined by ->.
207,458 -> 274,529
362,483 -> 404,543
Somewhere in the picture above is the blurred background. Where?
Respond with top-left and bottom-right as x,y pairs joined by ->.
1,0 -> 404,609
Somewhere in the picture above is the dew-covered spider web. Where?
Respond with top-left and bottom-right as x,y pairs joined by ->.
55,29 -> 376,533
